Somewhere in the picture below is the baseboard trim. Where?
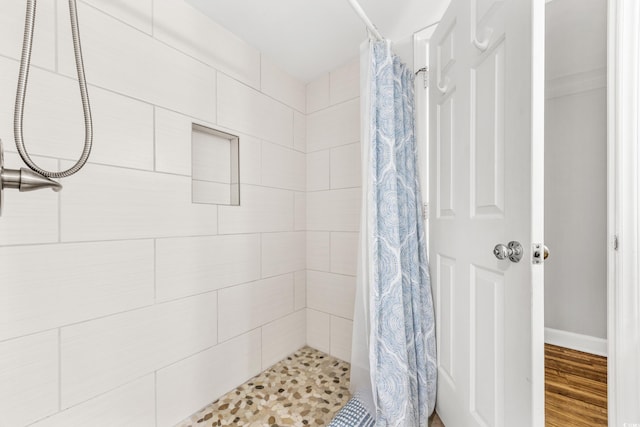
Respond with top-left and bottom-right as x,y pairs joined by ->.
545,327 -> 608,357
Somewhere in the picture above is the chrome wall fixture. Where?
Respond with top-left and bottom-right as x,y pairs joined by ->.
0,0 -> 93,216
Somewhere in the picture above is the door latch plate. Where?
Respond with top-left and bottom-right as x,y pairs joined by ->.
532,243 -> 543,264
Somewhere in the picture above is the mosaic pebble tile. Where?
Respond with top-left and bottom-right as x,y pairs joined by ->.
177,347 -> 350,427
177,346 -> 445,427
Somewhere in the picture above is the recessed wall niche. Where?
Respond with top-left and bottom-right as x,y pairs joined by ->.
191,124 -> 240,206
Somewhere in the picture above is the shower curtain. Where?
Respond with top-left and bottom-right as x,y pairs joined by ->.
348,39 -> 437,427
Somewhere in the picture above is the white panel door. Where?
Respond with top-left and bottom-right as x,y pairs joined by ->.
429,0 -> 544,426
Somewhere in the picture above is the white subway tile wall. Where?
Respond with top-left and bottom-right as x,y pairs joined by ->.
0,1 -> 311,425
306,149 -> 331,191
307,270 -> 357,320
306,98 -> 360,152
0,331 -> 59,427
261,310 -> 307,368
30,376 -> 157,427
0,2 -> 362,424
218,274 -> 294,342
306,231 -> 331,271
305,59 -> 361,362
60,292 -> 219,408
261,232 -> 306,278
0,2 -> 56,70
331,316 -> 355,362
306,309 -> 331,354
156,330 -> 262,427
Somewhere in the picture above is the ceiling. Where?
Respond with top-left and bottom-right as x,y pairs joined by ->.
186,0 -> 450,83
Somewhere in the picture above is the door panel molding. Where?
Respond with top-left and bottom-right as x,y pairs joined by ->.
470,265 -> 505,427
470,39 -> 506,218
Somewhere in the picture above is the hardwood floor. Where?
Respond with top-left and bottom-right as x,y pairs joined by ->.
545,344 -> 608,426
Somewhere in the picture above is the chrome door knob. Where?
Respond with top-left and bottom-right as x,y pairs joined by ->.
493,241 -> 523,263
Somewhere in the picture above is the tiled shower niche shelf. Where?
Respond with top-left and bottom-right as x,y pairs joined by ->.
192,123 -> 240,206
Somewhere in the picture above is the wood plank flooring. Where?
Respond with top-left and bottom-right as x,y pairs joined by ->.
545,344 -> 608,426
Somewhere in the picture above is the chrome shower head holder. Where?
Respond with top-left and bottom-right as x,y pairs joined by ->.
0,139 -> 62,216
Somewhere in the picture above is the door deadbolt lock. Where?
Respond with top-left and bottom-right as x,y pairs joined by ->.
493,241 -> 523,263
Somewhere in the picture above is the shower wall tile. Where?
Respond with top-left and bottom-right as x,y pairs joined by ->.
154,107 -> 263,186
239,135 -> 263,185
330,232 -> 359,276
330,316 -> 353,362
0,59 -> 154,171
30,376 -> 156,427
306,309 -> 331,354
0,1 -> 56,70
61,292 -> 218,408
156,234 -> 261,302
306,188 -> 361,232
261,142 -> 306,191
306,73 -> 330,113
218,274 -> 294,342
0,331 -> 58,427
294,271 -> 307,311
294,111 -> 307,152
0,153 -> 58,246
294,192 -> 307,231
218,184 -> 293,234
153,0 -> 261,89
84,87 -> 155,170
156,330 -> 262,427
307,150 -> 331,191
261,309 -> 306,369
0,240 -> 154,342
306,271 -> 356,320
154,107 -> 194,176
217,74 -> 294,147
306,98 -> 360,152
82,0 -> 153,35
305,57 -> 360,361
261,232 -> 306,278
330,59 -> 360,105
261,57 -> 306,113
4,0 -> 319,418
60,162 -> 218,241
331,142 -> 361,189
192,181 -> 231,205
57,2 -> 216,122
306,231 -> 331,271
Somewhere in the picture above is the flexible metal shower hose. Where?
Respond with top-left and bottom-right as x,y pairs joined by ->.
14,0 -> 92,178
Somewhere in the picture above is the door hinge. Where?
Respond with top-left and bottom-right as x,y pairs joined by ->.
422,203 -> 429,220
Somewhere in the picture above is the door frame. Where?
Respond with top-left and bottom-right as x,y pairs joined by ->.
607,0 -> 640,425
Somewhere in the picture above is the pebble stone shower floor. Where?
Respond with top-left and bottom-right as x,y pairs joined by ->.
177,346 -> 445,427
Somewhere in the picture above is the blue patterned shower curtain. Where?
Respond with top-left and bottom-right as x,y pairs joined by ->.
348,39 -> 437,427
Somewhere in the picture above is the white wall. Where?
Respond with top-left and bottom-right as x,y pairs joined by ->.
0,1 -> 307,426
544,0 -> 608,347
305,60 -> 361,363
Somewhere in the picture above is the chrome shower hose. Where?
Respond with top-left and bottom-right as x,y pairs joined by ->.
14,0 -> 92,178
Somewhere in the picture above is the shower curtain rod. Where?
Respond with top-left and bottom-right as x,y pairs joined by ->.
346,0 -> 384,41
